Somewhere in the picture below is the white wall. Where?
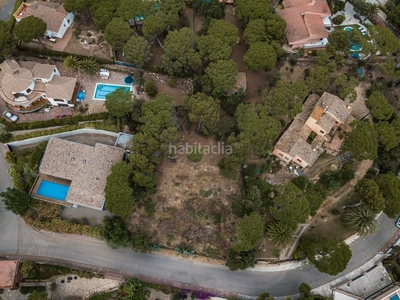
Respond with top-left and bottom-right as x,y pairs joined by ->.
55,12 -> 74,38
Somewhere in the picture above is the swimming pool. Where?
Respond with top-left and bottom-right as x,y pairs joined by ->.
37,180 -> 70,201
390,294 -> 400,300
93,83 -> 131,100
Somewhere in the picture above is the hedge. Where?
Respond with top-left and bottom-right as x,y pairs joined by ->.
9,122 -> 119,142
1,112 -> 108,131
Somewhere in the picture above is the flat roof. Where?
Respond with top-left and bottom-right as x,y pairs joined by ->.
0,260 -> 18,288
35,138 -> 124,210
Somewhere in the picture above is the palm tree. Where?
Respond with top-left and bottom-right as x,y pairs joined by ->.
78,58 -> 100,75
267,221 -> 295,249
343,205 -> 378,236
63,56 -> 80,71
363,3 -> 379,22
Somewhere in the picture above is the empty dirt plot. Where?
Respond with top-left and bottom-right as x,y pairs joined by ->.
127,134 -> 242,258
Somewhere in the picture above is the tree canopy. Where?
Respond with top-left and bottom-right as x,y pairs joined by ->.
369,25 -> 400,54
161,28 -> 202,75
375,173 -> 400,218
234,0 -> 273,25
203,59 -> 238,97
142,15 -> 166,39
344,121 -> 378,160
306,66 -> 330,93
243,42 -> 277,71
193,0 -> 225,19
104,17 -> 133,49
0,187 -> 32,216
185,93 -> 220,134
105,87 -> 134,127
243,19 -> 267,45
231,212 -> 265,252
197,34 -> 232,62
225,248 -> 255,271
104,162 -> 135,218
299,236 -> 352,275
376,121 -> 399,151
207,19 -> 239,47
355,178 -> 385,213
101,215 -> 131,248
123,36 -> 152,66
327,29 -> 350,54
366,91 -> 394,121
14,16 -> 46,43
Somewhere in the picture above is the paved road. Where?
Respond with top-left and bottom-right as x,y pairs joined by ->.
0,144 -> 398,297
0,0 -> 16,21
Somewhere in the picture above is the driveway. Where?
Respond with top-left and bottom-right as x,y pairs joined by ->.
0,143 -> 399,297
0,0 -> 16,21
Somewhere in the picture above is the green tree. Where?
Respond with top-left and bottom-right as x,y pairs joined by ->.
104,17 -> 133,49
120,278 -> 143,299
232,212 -> 265,252
78,58 -> 100,75
355,178 -> 385,213
344,121 -> 378,160
105,87 -> 134,128
327,29 -> 350,54
263,80 -> 309,120
101,215 -> 131,248
123,36 -> 152,66
159,0 -> 186,30
270,183 -> 310,228
142,14 -> 166,39
14,16 -> 46,48
203,59 -> 238,97
366,91 -> 394,121
27,290 -> 48,300
243,19 -> 267,45
161,28 -> 202,75
225,248 -> 255,271
185,93 -> 220,134
0,21 -> 16,59
257,292 -> 274,300
117,0 -> 149,22
375,173 -> 400,218
0,188 -> 32,216
0,123 -> 11,143
387,4 -> 400,30
64,0 -> 91,24
265,14 -> 287,45
330,74 -> 358,101
21,260 -> 37,279
376,122 -> 399,151
91,0 -> 120,30
193,0 -> 225,19
343,206 -> 378,236
207,19 -> 239,47
144,81 -> 158,97
243,42 -> 277,71
235,103 -> 281,156
104,162 -> 135,218
197,34 -> 231,62
363,3 -> 379,21
369,25 -> 400,54
306,66 -> 330,93
64,56 -> 80,71
299,236 -> 352,275
267,221 -> 294,249
379,58 -> 400,78
234,0 -> 272,25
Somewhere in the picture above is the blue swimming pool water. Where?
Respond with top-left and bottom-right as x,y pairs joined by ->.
93,84 -> 131,100
343,27 -> 363,52
390,294 -> 400,300
123,76 -> 134,85
37,180 -> 70,201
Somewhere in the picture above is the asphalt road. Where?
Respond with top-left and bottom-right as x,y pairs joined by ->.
0,144 -> 398,297
0,0 -> 16,21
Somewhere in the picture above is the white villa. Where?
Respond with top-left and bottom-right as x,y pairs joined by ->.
0,59 -> 77,109
13,1 -> 74,39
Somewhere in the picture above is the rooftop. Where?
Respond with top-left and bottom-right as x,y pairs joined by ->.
46,76 -> 77,100
37,138 -> 124,210
317,92 -> 352,123
0,260 -> 19,289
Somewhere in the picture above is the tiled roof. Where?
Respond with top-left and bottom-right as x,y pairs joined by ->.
318,92 -> 351,123
24,1 -> 67,32
1,68 -> 33,93
288,138 -> 320,166
46,76 -> 77,100
0,260 -> 18,289
39,138 -> 124,210
32,63 -> 56,79
278,0 -> 331,45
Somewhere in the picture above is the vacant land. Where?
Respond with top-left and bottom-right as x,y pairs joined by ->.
127,133 -> 242,258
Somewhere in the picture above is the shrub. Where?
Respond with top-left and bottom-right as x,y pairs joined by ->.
187,146 -> 203,162
168,77 -> 177,88
21,260 -> 37,279
144,198 -> 156,216
144,81 -> 158,97
333,15 -> 345,25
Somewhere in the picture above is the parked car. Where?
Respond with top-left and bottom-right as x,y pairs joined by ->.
396,216 -> 400,228
2,110 -> 19,122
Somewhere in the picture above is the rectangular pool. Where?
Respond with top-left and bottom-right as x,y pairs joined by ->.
37,180 -> 70,201
390,294 -> 400,300
93,83 -> 131,100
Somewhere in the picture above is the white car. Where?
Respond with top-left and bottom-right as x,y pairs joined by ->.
3,110 -> 19,122
396,216 -> 400,228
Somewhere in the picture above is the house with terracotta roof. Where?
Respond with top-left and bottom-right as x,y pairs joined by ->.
278,0 -> 332,49
13,1 -> 74,39
30,138 -> 125,211
0,260 -> 20,290
0,59 -> 77,110
272,92 -> 352,169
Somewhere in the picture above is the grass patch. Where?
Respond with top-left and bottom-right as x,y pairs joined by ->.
90,291 -> 116,300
